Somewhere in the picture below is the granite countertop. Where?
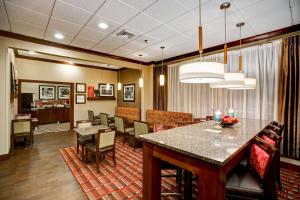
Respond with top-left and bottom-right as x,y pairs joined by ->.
139,119 -> 269,166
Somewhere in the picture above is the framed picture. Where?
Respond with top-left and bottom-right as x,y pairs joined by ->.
76,94 -> 86,104
58,86 -> 70,100
76,83 -> 86,93
99,83 -> 114,97
10,62 -> 17,95
39,85 -> 55,100
123,84 -> 135,102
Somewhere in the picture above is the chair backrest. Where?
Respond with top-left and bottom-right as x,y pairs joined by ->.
265,121 -> 284,136
247,136 -> 279,200
258,129 -> 282,149
134,121 -> 149,137
100,113 -> 109,126
96,130 -> 116,149
12,119 -> 31,134
76,120 -> 92,128
115,116 -> 125,133
88,110 -> 94,121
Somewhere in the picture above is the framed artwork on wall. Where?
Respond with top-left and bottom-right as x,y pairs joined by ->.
76,83 -> 86,93
58,86 -> 70,100
99,83 -> 115,97
76,94 -> 86,104
123,84 -> 135,102
39,85 -> 56,100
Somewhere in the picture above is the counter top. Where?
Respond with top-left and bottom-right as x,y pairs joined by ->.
139,119 -> 269,166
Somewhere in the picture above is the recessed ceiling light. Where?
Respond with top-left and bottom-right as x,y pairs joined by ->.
66,61 -> 74,65
54,33 -> 64,40
98,23 -> 108,29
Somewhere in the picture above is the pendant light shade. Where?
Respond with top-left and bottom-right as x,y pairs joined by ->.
160,46 -> 165,86
179,0 -> 224,83
138,54 -> 144,88
229,78 -> 256,90
117,69 -> 121,90
210,73 -> 245,88
180,62 -> 225,83
106,83 -> 110,90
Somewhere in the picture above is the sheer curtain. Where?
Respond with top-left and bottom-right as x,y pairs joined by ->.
168,40 -> 281,121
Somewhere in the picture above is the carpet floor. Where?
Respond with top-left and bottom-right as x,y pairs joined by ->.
60,137 -> 300,200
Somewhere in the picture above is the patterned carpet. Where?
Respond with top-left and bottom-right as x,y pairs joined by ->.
34,122 -> 70,135
60,137 -> 300,200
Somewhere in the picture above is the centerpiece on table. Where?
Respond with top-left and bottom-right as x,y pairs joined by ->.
220,109 -> 238,128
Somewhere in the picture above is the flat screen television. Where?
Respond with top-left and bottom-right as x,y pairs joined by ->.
21,93 -> 33,110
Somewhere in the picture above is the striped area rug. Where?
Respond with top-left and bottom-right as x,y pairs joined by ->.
60,138 -> 300,200
34,122 -> 70,135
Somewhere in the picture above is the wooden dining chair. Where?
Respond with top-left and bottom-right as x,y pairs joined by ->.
76,120 -> 93,160
88,110 -> 101,125
115,116 -> 134,145
85,130 -> 116,172
226,136 -> 279,200
11,119 -> 33,150
131,121 -> 150,151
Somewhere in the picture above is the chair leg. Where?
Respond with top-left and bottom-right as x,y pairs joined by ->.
77,143 -> 79,154
96,152 -> 100,172
133,138 -> 136,151
123,134 -> 126,145
81,144 -> 85,160
277,166 -> 282,190
113,149 -> 116,167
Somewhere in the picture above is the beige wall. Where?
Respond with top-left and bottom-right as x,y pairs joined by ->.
15,58 -> 118,122
141,65 -> 153,120
117,69 -> 141,108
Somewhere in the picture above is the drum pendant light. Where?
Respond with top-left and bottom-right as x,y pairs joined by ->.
139,54 -> 144,88
179,0 -> 224,83
117,69 -> 121,90
229,22 -> 256,90
210,2 -> 245,89
160,46 -> 165,86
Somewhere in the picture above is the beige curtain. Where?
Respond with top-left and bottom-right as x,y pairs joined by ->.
279,35 -> 300,159
168,40 -> 281,120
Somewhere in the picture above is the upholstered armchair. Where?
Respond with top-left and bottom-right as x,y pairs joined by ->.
130,121 -> 150,150
85,130 -> 116,172
76,120 -> 93,160
100,113 -> 115,128
114,116 -> 134,145
11,118 -> 33,150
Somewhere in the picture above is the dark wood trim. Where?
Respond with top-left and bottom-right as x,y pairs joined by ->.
0,153 -> 10,162
17,79 -> 75,129
153,24 -> 300,65
280,160 -> 300,171
0,30 -> 147,65
15,53 -> 119,72
87,96 -> 116,101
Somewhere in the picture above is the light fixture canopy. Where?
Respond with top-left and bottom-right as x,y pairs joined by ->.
54,32 -> 64,40
179,0 -> 224,83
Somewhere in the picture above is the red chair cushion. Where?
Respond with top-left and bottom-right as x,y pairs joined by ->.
249,144 -> 270,178
262,135 -> 276,146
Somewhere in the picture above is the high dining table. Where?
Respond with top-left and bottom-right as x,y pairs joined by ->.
139,118 -> 269,200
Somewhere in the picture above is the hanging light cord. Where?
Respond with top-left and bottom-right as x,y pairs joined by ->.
199,0 -> 202,26
161,47 -> 164,75
239,25 -> 242,56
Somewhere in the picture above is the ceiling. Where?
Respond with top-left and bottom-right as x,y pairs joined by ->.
16,49 -> 122,70
1,0 -> 299,62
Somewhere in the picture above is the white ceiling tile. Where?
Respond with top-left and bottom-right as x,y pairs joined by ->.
96,35 -> 129,51
47,17 -> 81,36
45,29 -> 73,44
76,27 -> 107,42
5,0 -> 55,15
71,37 -> 97,49
6,2 -> 49,27
232,0 -> 263,10
96,0 -> 139,25
121,42 -> 145,51
86,15 -> 121,35
0,2 -> 10,31
166,11 -> 198,33
110,47 -> 135,56
92,43 -> 117,53
119,0 -> 158,11
292,0 -> 300,24
52,0 -> 92,26
144,0 -> 188,23
131,34 -> 159,48
126,13 -> 161,34
10,20 -> 44,38
60,0 -> 106,13
147,25 -> 177,41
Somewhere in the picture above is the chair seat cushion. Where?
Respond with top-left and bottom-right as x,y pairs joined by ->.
85,143 -> 113,152
78,135 -> 93,144
125,128 -> 134,133
226,166 -> 264,199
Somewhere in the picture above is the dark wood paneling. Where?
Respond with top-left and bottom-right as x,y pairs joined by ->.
0,30 -> 147,65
